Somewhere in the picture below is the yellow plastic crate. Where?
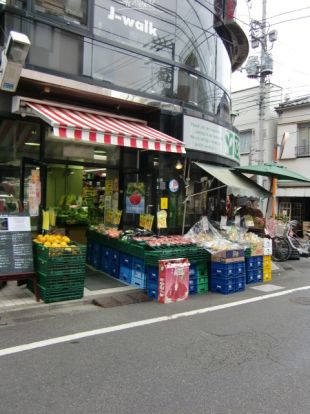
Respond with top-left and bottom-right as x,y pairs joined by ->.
263,255 -> 272,267
263,270 -> 272,282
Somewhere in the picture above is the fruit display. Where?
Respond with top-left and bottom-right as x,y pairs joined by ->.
132,235 -> 194,248
33,233 -> 71,248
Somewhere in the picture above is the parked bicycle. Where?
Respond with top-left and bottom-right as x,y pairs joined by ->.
265,219 -> 310,262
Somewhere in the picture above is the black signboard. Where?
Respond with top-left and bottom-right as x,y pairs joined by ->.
0,215 -> 34,276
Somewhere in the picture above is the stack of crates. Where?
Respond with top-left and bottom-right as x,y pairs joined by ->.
245,256 -> 263,284
263,255 -> 272,282
100,247 -> 120,278
189,263 -> 209,294
31,243 -> 86,303
88,241 -> 101,269
210,260 -> 246,295
146,266 -> 159,299
119,253 -> 146,289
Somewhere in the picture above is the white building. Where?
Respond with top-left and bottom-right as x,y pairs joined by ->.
275,97 -> 310,226
232,84 -> 283,169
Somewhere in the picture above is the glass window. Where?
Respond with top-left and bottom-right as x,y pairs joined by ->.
297,123 -> 310,156
91,40 -> 174,97
2,0 -> 26,9
0,119 -> 40,217
28,21 -> 83,75
239,130 -> 252,154
216,37 -> 231,91
94,0 -> 177,60
34,0 -> 88,25
175,0 -> 216,78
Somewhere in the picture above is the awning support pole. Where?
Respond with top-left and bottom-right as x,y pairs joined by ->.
181,184 -> 227,235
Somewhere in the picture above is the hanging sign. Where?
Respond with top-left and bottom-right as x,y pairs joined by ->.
139,214 -> 154,231
126,182 -> 145,214
160,197 -> 168,210
168,179 -> 179,193
157,210 -> 167,229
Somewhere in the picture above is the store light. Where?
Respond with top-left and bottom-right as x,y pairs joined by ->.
84,168 -> 106,173
25,142 -> 40,146
175,159 -> 183,170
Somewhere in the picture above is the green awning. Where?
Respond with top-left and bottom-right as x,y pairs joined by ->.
194,162 -> 270,198
234,163 -> 310,183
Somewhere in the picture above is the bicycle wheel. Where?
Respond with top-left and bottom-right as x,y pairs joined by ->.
272,237 -> 291,261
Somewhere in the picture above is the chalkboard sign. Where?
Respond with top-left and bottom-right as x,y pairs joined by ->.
0,215 -> 34,275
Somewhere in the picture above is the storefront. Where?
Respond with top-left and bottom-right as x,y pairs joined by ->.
0,0 -> 252,302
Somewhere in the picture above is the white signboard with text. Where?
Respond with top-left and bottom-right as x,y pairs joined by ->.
183,115 -> 240,163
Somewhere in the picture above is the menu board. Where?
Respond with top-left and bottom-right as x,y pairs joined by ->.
0,215 -> 34,275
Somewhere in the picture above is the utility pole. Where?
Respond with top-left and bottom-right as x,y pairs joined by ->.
258,0 -> 267,166
245,0 -> 278,168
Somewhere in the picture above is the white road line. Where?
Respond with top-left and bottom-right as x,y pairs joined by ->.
1,285 -> 310,358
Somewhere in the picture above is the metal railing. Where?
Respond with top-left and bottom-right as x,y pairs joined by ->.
296,145 -> 310,157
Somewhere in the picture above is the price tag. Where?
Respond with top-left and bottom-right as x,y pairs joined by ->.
160,197 -> 168,210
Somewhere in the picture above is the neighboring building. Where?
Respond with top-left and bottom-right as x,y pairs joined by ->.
0,0 -> 248,233
275,97 -> 310,228
232,84 -> 283,169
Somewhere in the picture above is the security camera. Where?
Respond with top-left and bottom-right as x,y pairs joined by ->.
5,31 -> 31,64
0,31 -> 31,92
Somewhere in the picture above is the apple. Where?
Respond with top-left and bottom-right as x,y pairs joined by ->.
129,192 -> 141,205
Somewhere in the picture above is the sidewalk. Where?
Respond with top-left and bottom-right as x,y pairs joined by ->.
0,261 -> 282,312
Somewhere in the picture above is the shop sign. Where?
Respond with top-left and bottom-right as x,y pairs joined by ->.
139,213 -> 154,231
183,115 -> 240,163
160,197 -> 168,209
168,179 -> 179,193
157,210 -> 167,229
126,182 -> 145,214
0,215 -> 33,275
108,6 -> 157,37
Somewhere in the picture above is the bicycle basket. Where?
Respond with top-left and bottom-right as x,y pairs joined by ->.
275,222 -> 288,237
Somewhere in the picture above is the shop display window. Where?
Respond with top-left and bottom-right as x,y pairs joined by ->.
34,0 -> 88,26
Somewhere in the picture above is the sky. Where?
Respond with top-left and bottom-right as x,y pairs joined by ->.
232,0 -> 310,100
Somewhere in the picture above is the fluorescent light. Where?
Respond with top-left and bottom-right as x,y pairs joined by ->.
94,150 -> 106,154
94,154 -> 107,161
25,142 -> 40,146
84,168 -> 106,173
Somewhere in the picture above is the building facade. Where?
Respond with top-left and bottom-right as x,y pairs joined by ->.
0,0 -> 248,233
275,97 -> 310,230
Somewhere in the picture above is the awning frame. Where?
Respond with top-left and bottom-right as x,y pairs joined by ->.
12,96 -> 186,154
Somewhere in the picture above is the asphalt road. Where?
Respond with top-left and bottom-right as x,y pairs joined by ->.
1,259 -> 310,414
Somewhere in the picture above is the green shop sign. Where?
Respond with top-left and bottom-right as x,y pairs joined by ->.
183,115 -> 240,163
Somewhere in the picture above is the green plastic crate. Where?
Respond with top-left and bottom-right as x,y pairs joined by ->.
37,284 -> 84,303
197,283 -> 208,293
36,256 -> 86,276
37,272 -> 85,289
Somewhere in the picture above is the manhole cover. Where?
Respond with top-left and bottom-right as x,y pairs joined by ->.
290,297 -> 310,306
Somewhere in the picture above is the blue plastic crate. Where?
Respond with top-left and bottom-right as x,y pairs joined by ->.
189,264 -> 197,278
120,253 -> 133,269
109,266 -> 120,279
146,266 -> 159,284
256,256 -> 263,268
246,268 -> 263,284
211,262 -> 234,278
147,286 -> 158,300
119,266 -> 132,284
90,242 -> 101,269
211,277 -> 234,294
86,240 -> 94,264
189,284 -> 198,294
131,274 -> 146,289
189,279 -> 197,288
233,275 -> 246,291
133,257 -> 145,273
234,262 -> 246,275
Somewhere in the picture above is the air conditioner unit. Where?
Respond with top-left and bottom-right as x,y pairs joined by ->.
0,31 -> 31,92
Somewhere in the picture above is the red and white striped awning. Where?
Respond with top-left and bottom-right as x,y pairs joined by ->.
24,101 -> 186,154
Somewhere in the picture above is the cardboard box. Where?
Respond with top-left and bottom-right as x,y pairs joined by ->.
211,249 -> 245,263
263,239 -> 273,256
251,241 -> 264,256
158,258 -> 189,304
